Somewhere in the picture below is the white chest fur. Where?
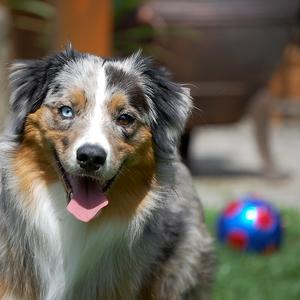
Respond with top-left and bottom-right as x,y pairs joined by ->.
33,181 -> 135,300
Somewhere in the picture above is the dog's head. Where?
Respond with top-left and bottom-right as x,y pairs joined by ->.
9,47 -> 191,222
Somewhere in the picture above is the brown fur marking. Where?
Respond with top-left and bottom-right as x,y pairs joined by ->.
0,282 -> 8,299
62,137 -> 69,148
13,107 -> 63,203
107,93 -> 128,115
72,89 -> 87,112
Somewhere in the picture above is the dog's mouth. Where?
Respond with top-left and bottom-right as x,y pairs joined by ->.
66,176 -> 112,223
53,154 -> 116,223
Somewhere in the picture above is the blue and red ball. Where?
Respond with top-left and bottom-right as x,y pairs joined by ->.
217,196 -> 283,253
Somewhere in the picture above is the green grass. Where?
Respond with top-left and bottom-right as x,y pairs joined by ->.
205,210 -> 300,300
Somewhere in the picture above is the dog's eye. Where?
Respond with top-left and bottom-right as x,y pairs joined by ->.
116,114 -> 135,127
59,106 -> 74,119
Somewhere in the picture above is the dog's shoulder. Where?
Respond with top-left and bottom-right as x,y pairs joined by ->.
136,161 -> 214,299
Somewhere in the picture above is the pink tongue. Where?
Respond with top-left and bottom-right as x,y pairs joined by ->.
67,178 -> 109,222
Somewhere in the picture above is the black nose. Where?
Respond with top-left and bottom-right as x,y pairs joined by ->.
76,144 -> 107,171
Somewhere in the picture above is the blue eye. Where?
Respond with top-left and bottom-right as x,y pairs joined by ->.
59,106 -> 74,119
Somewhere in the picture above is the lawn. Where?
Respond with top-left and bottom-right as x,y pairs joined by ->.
205,210 -> 300,300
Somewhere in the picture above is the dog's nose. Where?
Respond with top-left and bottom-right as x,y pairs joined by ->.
76,144 -> 107,171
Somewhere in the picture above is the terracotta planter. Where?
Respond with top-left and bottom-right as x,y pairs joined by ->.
139,0 -> 300,126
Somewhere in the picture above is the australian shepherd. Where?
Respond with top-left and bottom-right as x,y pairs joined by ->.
0,46 -> 214,299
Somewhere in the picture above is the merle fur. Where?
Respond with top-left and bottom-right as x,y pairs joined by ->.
10,48 -> 191,158
2,47 -> 214,299
9,46 -> 84,134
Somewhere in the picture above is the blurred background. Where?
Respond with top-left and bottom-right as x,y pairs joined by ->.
1,0 -> 300,299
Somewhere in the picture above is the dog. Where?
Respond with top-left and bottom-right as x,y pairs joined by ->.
0,46 -> 214,300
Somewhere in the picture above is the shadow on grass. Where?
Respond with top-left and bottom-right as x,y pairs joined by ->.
187,157 -> 263,177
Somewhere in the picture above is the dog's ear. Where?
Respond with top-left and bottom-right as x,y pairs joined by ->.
9,59 -> 51,134
131,53 -> 192,157
8,45 -> 79,135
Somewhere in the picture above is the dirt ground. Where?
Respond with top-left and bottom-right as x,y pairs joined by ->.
190,119 -> 300,210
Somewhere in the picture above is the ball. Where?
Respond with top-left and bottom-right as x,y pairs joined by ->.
217,196 -> 283,253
